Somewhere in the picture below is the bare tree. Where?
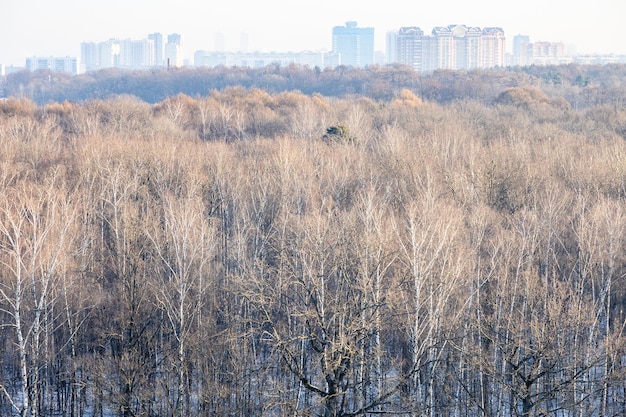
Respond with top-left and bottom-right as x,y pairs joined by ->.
393,195 -> 467,417
149,186 -> 215,417
87,154 -> 159,417
0,180 -> 76,417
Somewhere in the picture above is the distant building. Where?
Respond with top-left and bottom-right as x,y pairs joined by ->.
390,24 -> 505,72
509,36 -> 575,66
193,50 -> 337,69
332,21 -> 375,68
119,38 -> 156,68
386,31 -> 399,64
512,34 -> 530,66
81,39 -> 121,71
573,54 -> 626,65
395,27 -> 425,69
148,33 -> 164,66
81,33 -> 178,71
25,56 -> 79,74
99,39 -> 121,69
511,35 -> 626,66
165,33 -> 184,68
480,27 -> 506,68
527,41 -> 570,65
80,42 -> 98,71
1,65 -> 26,75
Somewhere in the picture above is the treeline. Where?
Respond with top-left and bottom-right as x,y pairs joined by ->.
0,83 -> 626,417
3,63 -> 626,108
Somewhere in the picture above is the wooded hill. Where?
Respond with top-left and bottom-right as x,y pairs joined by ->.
1,67 -> 626,417
3,63 -> 626,108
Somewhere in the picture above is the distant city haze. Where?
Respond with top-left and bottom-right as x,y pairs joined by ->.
1,0 -> 625,66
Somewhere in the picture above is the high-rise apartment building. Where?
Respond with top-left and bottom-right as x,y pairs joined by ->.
80,42 -> 99,71
512,34 -> 530,66
430,26 -> 454,70
481,27 -> 506,68
148,33 -> 164,66
81,34 -> 177,71
81,39 -> 122,71
453,26 -> 483,69
392,25 -> 505,72
332,22 -> 374,68
80,39 -> 121,71
510,36 -> 569,66
386,31 -> 399,64
165,33 -> 184,67
119,38 -> 156,68
527,41 -> 566,65
98,39 -> 121,69
395,27 -> 425,69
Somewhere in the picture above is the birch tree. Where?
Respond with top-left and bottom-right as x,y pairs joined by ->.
0,181 -> 75,417
149,186 -> 215,417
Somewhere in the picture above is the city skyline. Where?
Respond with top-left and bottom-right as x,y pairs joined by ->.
12,26 -> 624,76
1,0 -> 626,67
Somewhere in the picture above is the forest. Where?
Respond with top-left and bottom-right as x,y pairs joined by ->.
0,64 -> 626,417
2,62 -> 626,107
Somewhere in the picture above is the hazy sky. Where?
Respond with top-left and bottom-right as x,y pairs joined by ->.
1,0 -> 625,66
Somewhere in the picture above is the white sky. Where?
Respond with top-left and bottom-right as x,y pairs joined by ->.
1,0 -> 625,66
